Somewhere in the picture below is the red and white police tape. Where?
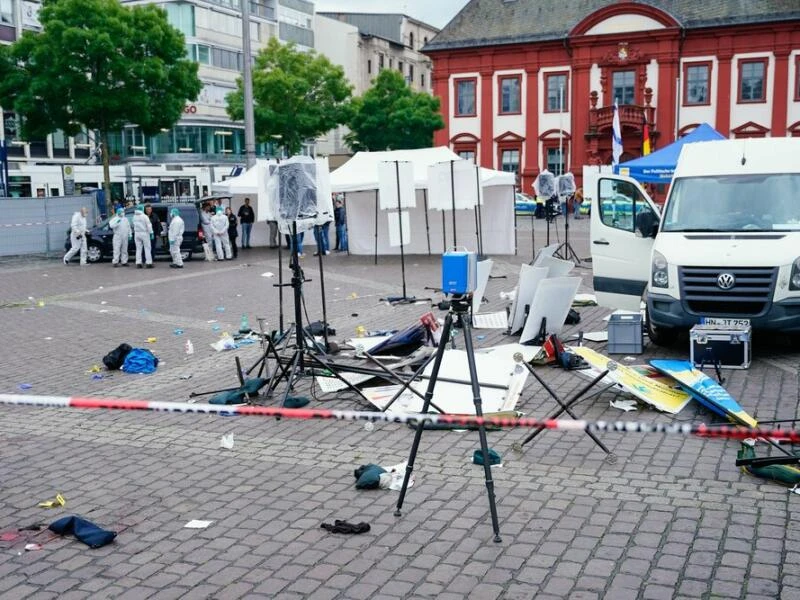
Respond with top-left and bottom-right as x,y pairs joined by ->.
0,393 -> 797,442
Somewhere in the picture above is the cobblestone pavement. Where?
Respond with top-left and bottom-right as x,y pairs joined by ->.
1,217 -> 798,599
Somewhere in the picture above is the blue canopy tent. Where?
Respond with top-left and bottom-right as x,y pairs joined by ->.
615,123 -> 726,183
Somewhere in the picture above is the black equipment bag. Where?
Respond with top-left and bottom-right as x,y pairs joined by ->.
102,343 -> 133,371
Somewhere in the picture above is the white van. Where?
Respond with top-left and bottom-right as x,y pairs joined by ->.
590,137 -> 800,345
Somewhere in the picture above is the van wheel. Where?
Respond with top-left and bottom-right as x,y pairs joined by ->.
646,306 -> 678,347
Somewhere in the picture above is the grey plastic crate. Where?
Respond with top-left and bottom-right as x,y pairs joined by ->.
607,313 -> 644,354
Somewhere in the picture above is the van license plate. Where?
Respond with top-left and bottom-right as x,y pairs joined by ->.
701,317 -> 751,327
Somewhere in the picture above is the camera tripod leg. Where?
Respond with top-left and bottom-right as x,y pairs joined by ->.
460,312 -> 502,543
395,312 -> 454,517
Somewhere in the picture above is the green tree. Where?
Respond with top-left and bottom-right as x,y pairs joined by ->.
346,69 -> 444,152
0,0 -> 201,212
227,38 -> 353,156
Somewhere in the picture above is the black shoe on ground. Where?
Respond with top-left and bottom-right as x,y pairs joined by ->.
113,264 -> 119,268
137,264 -> 143,269
146,264 -> 154,269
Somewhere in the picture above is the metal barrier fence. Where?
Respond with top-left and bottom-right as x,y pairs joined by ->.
0,196 -> 99,257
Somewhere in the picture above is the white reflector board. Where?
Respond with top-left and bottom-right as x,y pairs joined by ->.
472,259 -> 493,314
427,159 -> 479,211
378,160 -> 416,210
508,265 -> 548,334
520,276 -> 582,344
387,211 -> 411,247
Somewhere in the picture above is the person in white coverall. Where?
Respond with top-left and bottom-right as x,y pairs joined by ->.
200,203 -> 213,251
63,207 -> 89,265
210,206 -> 233,260
132,207 -> 154,268
168,208 -> 185,268
109,208 -> 131,267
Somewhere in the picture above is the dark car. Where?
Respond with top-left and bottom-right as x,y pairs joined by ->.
64,203 -> 204,263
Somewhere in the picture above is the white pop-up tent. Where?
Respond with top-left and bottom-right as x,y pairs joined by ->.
330,147 -> 516,256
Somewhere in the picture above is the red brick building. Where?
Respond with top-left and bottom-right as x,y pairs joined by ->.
423,0 -> 800,190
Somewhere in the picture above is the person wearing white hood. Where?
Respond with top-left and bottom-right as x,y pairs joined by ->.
132,206 -> 154,268
109,208 -> 132,267
210,206 -> 233,260
63,206 -> 89,265
168,207 -> 185,268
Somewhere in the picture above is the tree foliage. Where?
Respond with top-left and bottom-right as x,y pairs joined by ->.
227,37 -> 353,155
0,0 -> 201,208
346,69 -> 444,152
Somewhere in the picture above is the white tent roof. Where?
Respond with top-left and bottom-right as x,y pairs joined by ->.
330,146 -> 515,192
210,160 -> 270,195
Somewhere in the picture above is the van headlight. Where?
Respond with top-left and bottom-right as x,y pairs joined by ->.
791,257 -> 800,291
652,251 -> 669,288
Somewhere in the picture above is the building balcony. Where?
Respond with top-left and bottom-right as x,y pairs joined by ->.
586,87 -> 656,136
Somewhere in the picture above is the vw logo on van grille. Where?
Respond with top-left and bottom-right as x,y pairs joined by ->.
717,273 -> 736,290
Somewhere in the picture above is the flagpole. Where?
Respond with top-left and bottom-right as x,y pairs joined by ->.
558,85 -> 564,176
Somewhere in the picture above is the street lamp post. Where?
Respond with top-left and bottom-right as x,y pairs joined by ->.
241,0 -> 257,168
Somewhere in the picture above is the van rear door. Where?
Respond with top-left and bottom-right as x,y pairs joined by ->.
591,175 -> 659,311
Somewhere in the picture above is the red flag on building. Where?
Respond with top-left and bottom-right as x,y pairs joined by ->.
643,115 -> 652,155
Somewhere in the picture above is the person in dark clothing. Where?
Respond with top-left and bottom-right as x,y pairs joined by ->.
334,199 -> 348,252
225,206 -> 238,259
237,197 -> 255,248
144,204 -> 162,259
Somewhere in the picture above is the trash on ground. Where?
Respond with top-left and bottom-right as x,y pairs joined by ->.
24,543 -> 42,551
211,336 -> 237,352
215,306 -> 225,312
179,374 -> 193,380
121,348 -> 159,374
86,365 -> 101,374
38,493 -> 66,509
173,329 -> 184,335
100,301 -> 108,305
146,337 -> 157,343
184,520 -> 212,529
473,448 -> 502,466
184,340 -> 194,355
220,433 -> 234,449
610,399 -> 638,412
17,383 -> 32,390
320,520 -> 370,534
260,272 -> 274,278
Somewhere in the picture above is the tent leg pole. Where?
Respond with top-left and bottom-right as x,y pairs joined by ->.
374,189 -> 379,265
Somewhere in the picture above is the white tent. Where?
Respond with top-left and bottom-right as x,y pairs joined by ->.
330,147 -> 516,256
210,162 -> 261,195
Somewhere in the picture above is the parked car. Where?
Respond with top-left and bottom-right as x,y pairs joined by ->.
64,203 -> 204,263
515,193 -> 538,215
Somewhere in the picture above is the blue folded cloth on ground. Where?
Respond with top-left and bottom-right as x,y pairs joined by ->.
121,348 -> 159,374
49,515 -> 117,548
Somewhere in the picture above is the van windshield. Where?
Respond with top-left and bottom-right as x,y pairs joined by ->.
662,173 -> 800,232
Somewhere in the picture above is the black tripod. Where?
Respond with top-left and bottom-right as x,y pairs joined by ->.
394,294 -> 502,543
553,193 -> 582,265
262,222 -> 365,406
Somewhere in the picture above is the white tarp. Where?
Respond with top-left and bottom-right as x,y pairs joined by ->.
330,147 -> 516,255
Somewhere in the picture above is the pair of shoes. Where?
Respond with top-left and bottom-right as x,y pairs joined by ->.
137,264 -> 143,269
170,263 -> 183,269
113,264 -> 119,268
121,263 -> 130,267
225,257 -> 233,261
313,251 -> 320,256
146,264 -> 154,269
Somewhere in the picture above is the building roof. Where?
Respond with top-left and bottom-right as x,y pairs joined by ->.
425,0 -> 800,52
317,12 -> 440,47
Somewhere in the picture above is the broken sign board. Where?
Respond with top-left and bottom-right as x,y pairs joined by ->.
315,372 -> 375,394
571,346 -> 692,414
520,277 -> 582,344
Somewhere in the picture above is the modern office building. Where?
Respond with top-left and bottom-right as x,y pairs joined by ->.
424,0 -> 800,191
0,0 -> 316,169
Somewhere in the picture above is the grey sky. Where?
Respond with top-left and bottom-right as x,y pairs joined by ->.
313,0 -> 470,29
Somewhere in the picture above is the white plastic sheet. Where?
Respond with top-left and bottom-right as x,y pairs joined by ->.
378,161 -> 416,209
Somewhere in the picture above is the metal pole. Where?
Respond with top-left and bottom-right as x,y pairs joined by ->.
558,85 -> 564,176
241,0 -> 257,168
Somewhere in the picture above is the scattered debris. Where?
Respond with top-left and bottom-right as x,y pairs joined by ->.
610,399 -> 638,412
24,543 -> 42,551
184,520 -> 212,529
220,433 -> 234,449
179,374 -> 193,380
215,306 -> 225,312
320,520 -> 370,534
17,383 -> 32,391
184,340 -> 194,355
260,272 -> 274,278
86,365 -> 102,374
49,516 -> 116,548
38,494 -> 66,509
146,337 -> 157,343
